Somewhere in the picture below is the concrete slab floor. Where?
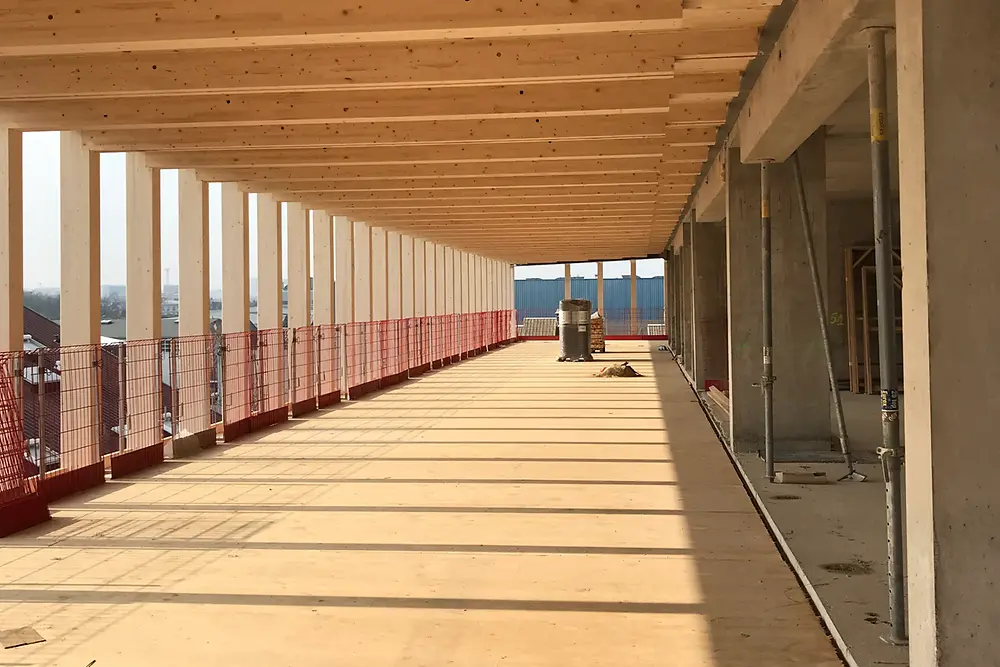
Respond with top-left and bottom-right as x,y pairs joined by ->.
0,342 -> 841,667
716,390 -> 908,666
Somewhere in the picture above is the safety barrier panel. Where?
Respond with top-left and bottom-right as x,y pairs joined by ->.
0,311 -> 514,537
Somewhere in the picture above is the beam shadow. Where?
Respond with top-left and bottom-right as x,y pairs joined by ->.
6,538 -> 699,557
70,503 -> 724,516
0,589 -> 702,615
120,478 -> 680,486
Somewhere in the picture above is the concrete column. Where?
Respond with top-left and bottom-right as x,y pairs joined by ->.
564,263 -> 572,300
0,128 -> 22,352
286,202 -> 311,329
333,216 -> 353,324
769,130 -> 830,450
414,239 -> 426,317
726,151 -> 762,450
693,221 -> 728,390
256,194 -> 283,331
386,231 -> 401,320
220,183 -> 249,334
312,210 -> 334,326
596,262 -> 605,315
59,132 -> 101,469
371,227 -> 387,321
726,131 -> 830,453
176,170 -> 212,441
402,235 -> 414,318
125,153 -> 161,451
896,6 -> 1000,665
353,221 -> 371,321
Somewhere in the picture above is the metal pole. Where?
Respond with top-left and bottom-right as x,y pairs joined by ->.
169,338 -> 179,436
760,161 -> 775,482
36,351 -> 47,479
791,152 -> 865,483
118,343 -> 127,452
866,26 -> 906,645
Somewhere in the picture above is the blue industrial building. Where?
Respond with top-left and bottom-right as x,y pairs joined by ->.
515,277 -> 665,334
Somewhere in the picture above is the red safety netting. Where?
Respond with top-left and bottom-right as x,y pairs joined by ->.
0,351 -> 49,536
222,328 -> 288,441
170,334 -> 216,440
316,324 -> 343,408
289,325 -> 316,416
346,322 -> 379,398
409,317 -> 432,375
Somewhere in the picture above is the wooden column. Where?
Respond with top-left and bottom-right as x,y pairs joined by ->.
59,132 -> 101,469
386,231 -> 401,319
177,171 -> 209,337
564,263 -> 572,300
285,202 -> 311,329
445,247 -> 455,314
370,226 -> 387,321
176,170 -> 212,440
401,234 -> 414,318
353,221 -> 371,321
312,210 -> 334,326
125,153 -> 161,451
0,128 -> 22,352
256,193 -> 283,331
333,216 -> 353,324
413,238 -> 425,318
220,183 -> 249,334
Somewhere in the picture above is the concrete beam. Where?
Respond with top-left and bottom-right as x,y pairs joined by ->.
737,0 -> 894,163
692,148 -> 726,222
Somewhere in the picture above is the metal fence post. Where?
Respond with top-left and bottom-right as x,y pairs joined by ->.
760,161 -> 775,482
36,351 -> 47,479
118,342 -> 127,452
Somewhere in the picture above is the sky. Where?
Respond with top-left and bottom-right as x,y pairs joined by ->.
22,131 -> 663,291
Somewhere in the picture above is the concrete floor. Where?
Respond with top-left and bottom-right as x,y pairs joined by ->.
0,342 -> 841,667
733,393 -> 909,667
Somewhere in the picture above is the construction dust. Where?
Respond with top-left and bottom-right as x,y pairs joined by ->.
594,362 -> 643,378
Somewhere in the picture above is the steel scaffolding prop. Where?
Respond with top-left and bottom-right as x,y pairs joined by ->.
866,26 -> 907,646
790,152 -> 865,484
759,162 -> 775,482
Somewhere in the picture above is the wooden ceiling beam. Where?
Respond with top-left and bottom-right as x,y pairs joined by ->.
81,114 -> 718,152
0,1 -> 686,56
0,76 -> 739,131
240,174 -> 664,192
196,157 -> 666,181
0,30 -> 760,100
143,143 -> 710,169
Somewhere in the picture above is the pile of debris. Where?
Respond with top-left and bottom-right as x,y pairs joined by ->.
594,362 -> 643,378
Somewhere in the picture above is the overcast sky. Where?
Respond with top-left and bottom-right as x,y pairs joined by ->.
22,131 -> 664,290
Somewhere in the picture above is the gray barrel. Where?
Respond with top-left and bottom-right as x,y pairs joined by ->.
557,299 -> 594,362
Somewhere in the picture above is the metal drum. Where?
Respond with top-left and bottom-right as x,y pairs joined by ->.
557,299 -> 593,362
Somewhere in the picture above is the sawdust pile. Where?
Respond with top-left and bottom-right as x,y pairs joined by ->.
594,362 -> 643,378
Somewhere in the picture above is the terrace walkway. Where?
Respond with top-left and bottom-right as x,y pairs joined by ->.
0,342 -> 840,667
